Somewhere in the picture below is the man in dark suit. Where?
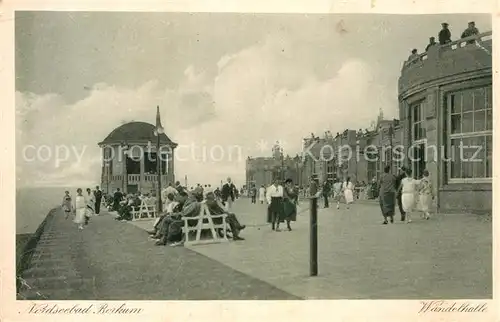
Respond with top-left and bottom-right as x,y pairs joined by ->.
94,186 -> 103,215
395,166 -> 407,221
221,177 -> 236,211
322,179 -> 331,208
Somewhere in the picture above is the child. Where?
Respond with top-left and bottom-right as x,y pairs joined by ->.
61,191 -> 72,219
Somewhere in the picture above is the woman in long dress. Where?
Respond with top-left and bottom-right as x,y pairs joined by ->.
418,169 -> 434,220
398,168 -> 420,223
281,179 -> 298,231
74,188 -> 86,230
342,177 -> 354,209
378,165 -> 397,224
85,188 -> 95,225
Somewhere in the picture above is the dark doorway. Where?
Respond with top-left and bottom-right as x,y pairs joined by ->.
127,184 -> 138,194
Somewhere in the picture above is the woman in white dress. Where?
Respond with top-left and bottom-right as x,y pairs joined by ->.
398,168 -> 420,223
418,169 -> 434,220
74,188 -> 86,230
342,177 -> 355,209
258,185 -> 266,204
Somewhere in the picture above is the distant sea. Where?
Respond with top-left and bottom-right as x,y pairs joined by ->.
16,187 -> 79,235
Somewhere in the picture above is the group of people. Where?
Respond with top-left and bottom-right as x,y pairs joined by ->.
147,177 -> 247,246
318,177 -> 356,210
407,21 -> 481,65
110,190 -> 158,221
61,186 -> 103,230
378,165 -> 434,224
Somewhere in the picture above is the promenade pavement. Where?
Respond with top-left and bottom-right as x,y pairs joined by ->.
18,197 -> 491,300
177,197 -> 492,299
17,207 -> 299,300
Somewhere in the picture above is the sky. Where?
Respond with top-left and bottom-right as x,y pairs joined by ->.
15,12 -> 491,188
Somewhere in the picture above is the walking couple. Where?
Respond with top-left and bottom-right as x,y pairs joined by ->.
266,178 -> 298,231
379,165 -> 434,224
64,186 -> 103,230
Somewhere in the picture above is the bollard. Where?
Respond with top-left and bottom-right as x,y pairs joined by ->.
310,195 -> 318,276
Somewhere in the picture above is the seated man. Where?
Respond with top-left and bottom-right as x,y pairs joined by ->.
205,192 -> 246,240
154,191 -> 201,246
149,193 -> 179,237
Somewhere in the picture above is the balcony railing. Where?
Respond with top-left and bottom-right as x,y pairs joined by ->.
402,31 -> 492,70
128,174 -> 141,183
108,174 -> 168,183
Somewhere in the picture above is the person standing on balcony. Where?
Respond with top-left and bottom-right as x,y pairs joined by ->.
425,37 -> 437,51
407,49 -> 420,64
461,21 -> 479,44
439,22 -> 451,45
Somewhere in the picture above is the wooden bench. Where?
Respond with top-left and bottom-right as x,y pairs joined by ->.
182,201 -> 228,246
131,200 -> 158,221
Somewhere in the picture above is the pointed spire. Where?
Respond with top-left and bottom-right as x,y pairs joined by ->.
156,106 -> 162,128
155,105 -> 165,135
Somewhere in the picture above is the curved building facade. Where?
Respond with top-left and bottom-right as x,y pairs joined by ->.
398,32 -> 492,214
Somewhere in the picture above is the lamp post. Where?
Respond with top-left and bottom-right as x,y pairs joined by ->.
389,124 -> 394,174
105,162 -> 110,194
309,174 -> 319,276
121,142 -> 129,193
281,148 -> 285,181
154,106 -> 164,214
355,139 -> 360,182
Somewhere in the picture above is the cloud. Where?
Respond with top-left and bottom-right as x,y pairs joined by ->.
16,35 -> 397,188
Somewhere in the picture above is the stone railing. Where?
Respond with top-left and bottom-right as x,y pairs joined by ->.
399,31 -> 492,96
144,174 -> 158,182
110,174 -> 162,182
128,174 -> 141,183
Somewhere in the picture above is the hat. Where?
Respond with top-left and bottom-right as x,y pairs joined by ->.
442,22 -> 449,26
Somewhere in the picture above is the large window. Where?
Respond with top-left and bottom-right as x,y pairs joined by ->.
448,86 -> 492,181
392,146 -> 403,173
326,160 -> 335,176
411,102 -> 426,142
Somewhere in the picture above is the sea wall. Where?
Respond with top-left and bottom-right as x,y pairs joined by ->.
16,207 -> 58,291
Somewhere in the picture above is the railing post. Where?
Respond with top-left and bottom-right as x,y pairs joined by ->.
309,178 -> 319,277
310,196 -> 318,276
